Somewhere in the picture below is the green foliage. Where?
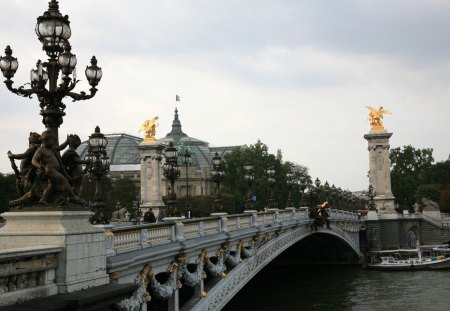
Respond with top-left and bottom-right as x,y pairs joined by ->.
81,176 -> 138,219
164,193 -> 238,218
108,177 -> 138,217
421,160 -> 450,185
415,184 -> 440,210
0,173 -> 18,213
221,140 -> 310,212
390,145 -> 434,211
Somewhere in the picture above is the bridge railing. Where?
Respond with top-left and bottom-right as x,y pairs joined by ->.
107,209 -> 358,255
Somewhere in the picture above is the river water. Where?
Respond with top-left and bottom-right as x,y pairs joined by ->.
222,265 -> 450,311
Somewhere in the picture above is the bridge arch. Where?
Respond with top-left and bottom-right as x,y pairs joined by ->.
188,225 -> 361,311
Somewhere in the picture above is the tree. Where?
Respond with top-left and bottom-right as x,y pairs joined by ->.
390,145 -> 434,211
109,177 -> 138,218
222,140 -> 310,212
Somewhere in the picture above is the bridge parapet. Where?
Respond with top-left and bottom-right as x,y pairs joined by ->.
107,209 -> 358,256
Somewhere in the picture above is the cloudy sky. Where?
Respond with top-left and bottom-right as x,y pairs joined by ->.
1,0 -> 450,191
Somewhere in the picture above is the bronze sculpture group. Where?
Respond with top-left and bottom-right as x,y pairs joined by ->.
309,201 -> 331,231
8,131 -> 87,209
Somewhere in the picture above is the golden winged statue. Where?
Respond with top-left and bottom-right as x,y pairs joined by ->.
139,116 -> 159,142
365,106 -> 391,131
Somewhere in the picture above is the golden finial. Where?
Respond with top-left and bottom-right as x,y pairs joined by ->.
139,116 -> 159,142
365,106 -> 391,131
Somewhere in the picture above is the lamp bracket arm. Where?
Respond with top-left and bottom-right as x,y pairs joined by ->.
67,87 -> 97,102
4,80 -> 40,98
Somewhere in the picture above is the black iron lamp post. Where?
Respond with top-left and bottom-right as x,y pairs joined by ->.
85,126 -> 110,224
323,181 -> 330,201
0,0 -> 102,145
163,142 -> 180,217
266,167 -> 277,209
182,148 -> 191,218
314,177 -> 321,189
211,152 -> 225,213
299,176 -> 307,206
331,184 -> 337,208
313,177 -> 321,207
286,172 -> 296,208
244,163 -> 255,210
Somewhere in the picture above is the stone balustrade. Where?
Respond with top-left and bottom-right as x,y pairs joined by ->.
107,209 -> 358,256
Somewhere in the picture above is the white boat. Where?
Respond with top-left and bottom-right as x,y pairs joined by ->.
367,247 -> 450,270
432,244 -> 450,253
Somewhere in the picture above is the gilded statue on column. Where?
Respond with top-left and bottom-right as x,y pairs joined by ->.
365,106 -> 391,131
139,116 -> 159,142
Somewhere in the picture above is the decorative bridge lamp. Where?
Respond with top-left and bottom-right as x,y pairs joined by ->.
313,177 -> 321,207
244,163 -> 255,211
266,167 -> 277,209
0,0 -> 102,145
331,184 -> 337,208
299,176 -> 307,207
211,152 -> 225,214
286,171 -> 295,208
323,181 -> 330,201
85,126 -> 110,224
163,142 -> 181,218
182,149 -> 191,218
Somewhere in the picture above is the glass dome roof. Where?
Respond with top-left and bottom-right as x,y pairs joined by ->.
77,133 -> 142,165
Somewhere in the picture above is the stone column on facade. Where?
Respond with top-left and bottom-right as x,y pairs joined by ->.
364,131 -> 396,214
138,141 -> 165,218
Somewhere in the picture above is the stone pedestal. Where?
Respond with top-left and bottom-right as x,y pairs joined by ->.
138,141 -> 165,218
364,131 -> 396,214
0,211 -> 109,294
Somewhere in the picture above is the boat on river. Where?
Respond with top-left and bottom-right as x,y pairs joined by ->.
367,247 -> 450,270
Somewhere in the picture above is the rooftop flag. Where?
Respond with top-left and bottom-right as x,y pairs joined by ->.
176,95 -> 180,101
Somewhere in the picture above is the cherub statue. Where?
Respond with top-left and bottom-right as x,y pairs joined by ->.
31,130 -> 85,206
7,132 -> 42,196
365,106 -> 391,131
139,116 -> 159,141
60,134 -> 90,195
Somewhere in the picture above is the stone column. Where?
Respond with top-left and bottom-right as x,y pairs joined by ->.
138,141 -> 165,218
364,131 -> 396,214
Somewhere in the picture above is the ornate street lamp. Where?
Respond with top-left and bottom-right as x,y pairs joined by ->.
85,126 -> 110,224
286,171 -> 296,208
1,1 -> 102,208
0,0 -> 102,145
314,177 -> 321,189
210,152 -> 225,213
163,142 -> 180,217
331,184 -> 337,208
298,176 -> 307,206
244,163 -> 255,211
324,181 -> 330,200
313,177 -> 321,207
266,167 -> 277,209
182,148 -> 191,218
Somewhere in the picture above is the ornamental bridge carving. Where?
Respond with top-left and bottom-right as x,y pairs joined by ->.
107,208 -> 360,311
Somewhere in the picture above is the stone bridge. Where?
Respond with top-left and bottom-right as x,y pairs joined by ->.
107,208 -> 360,311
